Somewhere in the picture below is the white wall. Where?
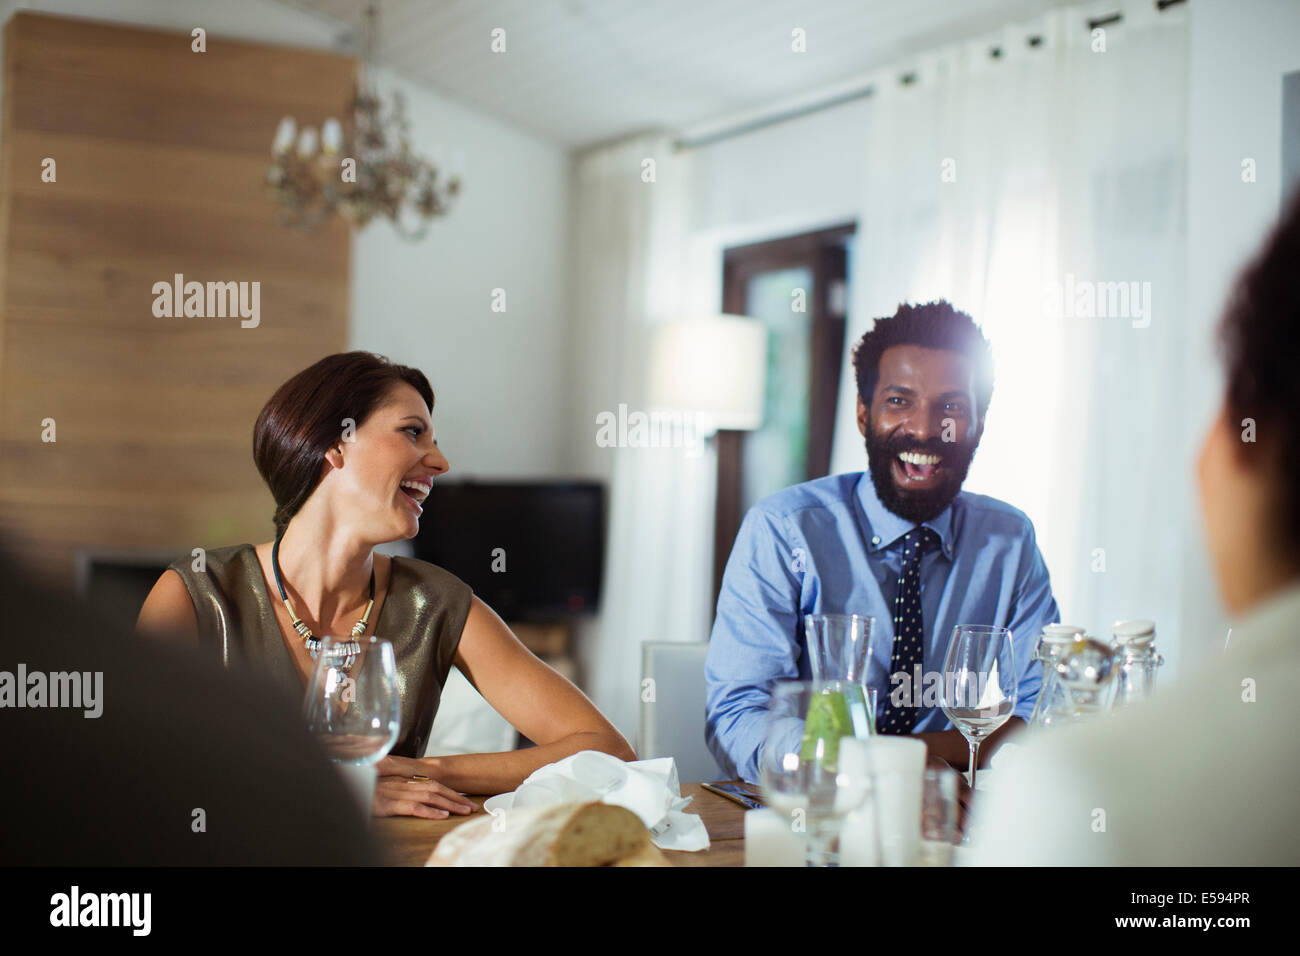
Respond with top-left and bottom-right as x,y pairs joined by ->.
687,98 -> 871,242
349,66 -> 570,479
0,0 -> 573,479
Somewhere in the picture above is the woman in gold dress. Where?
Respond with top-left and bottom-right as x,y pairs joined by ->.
137,351 -> 634,818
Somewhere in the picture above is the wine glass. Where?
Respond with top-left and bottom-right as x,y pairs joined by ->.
302,635 -> 401,818
759,680 -> 874,866
939,625 -> 1017,792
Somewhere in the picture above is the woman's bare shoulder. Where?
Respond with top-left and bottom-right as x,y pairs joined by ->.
136,568 -> 199,644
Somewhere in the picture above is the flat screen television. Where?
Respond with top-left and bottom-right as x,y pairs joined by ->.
75,549 -> 185,633
412,480 -> 604,621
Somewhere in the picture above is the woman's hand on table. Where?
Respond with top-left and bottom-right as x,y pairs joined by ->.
372,755 -> 476,819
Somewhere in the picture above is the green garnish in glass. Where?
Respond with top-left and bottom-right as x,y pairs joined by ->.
799,689 -> 854,770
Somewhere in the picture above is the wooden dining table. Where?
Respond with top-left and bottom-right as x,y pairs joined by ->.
375,781 -> 749,866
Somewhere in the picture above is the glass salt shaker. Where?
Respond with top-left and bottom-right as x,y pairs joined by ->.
1029,624 -> 1085,729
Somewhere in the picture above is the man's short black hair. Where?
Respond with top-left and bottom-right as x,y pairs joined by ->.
1218,187 -> 1300,563
851,300 -> 994,418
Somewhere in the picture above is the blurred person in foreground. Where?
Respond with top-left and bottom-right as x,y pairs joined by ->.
970,190 -> 1300,865
0,535 -> 379,865
137,352 -> 633,819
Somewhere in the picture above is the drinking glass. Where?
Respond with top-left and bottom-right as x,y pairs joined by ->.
939,625 -> 1017,792
918,765 -> 959,866
804,613 -> 879,734
302,635 -> 401,818
759,680 -> 873,866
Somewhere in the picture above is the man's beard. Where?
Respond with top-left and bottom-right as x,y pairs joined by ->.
864,418 -> 979,524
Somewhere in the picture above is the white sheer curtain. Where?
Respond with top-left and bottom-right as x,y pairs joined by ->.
567,135 -> 717,746
828,0 -> 1200,671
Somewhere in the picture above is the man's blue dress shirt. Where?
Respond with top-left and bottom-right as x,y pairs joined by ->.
705,470 -> 1060,783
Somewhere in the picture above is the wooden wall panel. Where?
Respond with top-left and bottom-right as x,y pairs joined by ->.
0,12 -> 356,586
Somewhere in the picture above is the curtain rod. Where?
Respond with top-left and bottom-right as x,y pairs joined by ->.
673,0 -> 1187,152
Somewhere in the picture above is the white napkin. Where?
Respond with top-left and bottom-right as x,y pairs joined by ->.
987,740 -> 1026,773
482,750 -> 710,852
972,741 -> 1028,793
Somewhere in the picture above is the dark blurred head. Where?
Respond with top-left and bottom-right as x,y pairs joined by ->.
1198,190 -> 1300,614
253,351 -> 439,539
0,532 -> 380,865
851,301 -> 994,523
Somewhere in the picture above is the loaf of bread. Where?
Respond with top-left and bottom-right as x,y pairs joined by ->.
426,801 -> 669,867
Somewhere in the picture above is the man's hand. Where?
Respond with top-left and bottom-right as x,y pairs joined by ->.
916,717 -> 1027,770
371,755 -> 475,819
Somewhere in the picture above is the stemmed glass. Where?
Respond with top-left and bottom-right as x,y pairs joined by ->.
302,635 -> 401,818
939,625 -> 1017,792
759,680 -> 874,866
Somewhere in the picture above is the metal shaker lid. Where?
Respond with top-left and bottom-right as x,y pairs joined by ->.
1041,624 -> 1086,645
1112,619 -> 1156,648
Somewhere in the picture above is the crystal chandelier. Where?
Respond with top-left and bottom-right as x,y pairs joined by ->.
266,2 -> 460,240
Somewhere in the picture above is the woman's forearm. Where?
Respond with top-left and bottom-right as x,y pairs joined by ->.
421,730 -> 636,795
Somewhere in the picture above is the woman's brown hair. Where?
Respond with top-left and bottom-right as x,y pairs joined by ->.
253,351 -> 435,538
1217,187 -> 1300,563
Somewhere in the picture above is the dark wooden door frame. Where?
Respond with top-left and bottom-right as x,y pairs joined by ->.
713,223 -> 855,611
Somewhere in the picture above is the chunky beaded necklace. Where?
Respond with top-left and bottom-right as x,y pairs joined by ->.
271,531 -> 373,669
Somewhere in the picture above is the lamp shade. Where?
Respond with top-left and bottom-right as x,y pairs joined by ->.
647,314 -> 767,432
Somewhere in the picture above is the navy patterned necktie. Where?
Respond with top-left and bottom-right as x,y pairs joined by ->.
879,526 -> 941,735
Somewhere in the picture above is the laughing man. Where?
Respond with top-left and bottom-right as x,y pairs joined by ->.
705,300 -> 1060,783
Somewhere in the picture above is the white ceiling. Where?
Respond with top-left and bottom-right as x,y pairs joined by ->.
270,0 -> 1076,149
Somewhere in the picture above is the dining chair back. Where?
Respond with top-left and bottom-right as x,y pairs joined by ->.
638,641 -> 722,783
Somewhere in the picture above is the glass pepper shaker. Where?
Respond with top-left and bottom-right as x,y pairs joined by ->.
1111,619 -> 1163,708
1054,636 -> 1118,723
